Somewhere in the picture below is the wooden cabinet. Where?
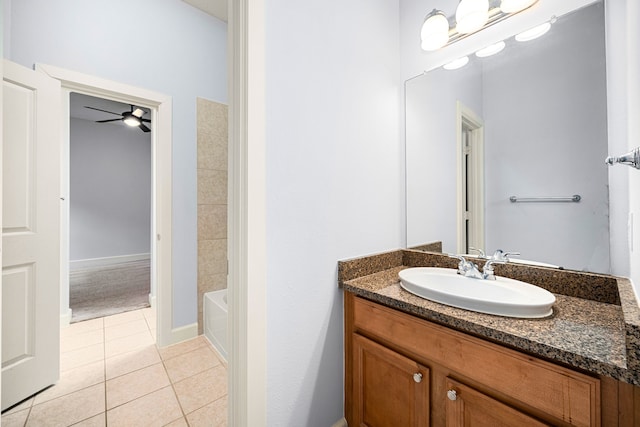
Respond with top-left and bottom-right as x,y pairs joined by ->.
344,293 -> 640,427
444,378 -> 549,427
352,334 -> 429,426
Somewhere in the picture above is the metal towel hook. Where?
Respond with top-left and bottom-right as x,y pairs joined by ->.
605,147 -> 640,169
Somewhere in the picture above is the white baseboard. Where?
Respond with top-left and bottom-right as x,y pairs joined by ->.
70,253 -> 151,270
160,322 -> 198,347
331,417 -> 347,427
149,294 -> 156,308
60,308 -> 73,328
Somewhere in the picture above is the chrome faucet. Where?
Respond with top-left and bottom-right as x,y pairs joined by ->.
482,259 -> 506,280
490,249 -> 520,262
448,254 -> 483,279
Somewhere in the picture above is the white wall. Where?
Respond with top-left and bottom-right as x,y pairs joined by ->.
264,0 -> 402,425
5,0 -> 227,327
69,118 -> 151,262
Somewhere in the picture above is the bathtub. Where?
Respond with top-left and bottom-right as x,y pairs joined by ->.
204,289 -> 227,362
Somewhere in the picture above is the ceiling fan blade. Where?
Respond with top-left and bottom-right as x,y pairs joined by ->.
139,123 -> 151,133
95,119 -> 122,123
141,118 -> 151,123
84,106 -> 121,116
132,108 -> 145,118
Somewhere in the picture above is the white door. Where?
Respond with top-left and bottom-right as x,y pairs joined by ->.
2,60 -> 61,410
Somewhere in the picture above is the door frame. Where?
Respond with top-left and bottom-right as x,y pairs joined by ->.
456,102 -> 485,254
35,64 -> 175,347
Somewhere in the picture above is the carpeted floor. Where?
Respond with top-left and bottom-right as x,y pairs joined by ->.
69,260 -> 151,323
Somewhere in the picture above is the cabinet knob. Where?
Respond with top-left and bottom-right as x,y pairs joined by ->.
413,372 -> 423,383
447,389 -> 457,401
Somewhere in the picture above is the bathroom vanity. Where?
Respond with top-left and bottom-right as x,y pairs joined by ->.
338,250 -> 640,426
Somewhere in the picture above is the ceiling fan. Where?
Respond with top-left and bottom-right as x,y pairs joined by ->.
84,104 -> 151,132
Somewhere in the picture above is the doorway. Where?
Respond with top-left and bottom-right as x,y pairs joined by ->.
35,63 -> 175,347
67,93 -> 152,322
456,102 -> 485,255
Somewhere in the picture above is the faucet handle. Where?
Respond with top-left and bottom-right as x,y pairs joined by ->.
491,249 -> 520,262
482,258 -> 506,280
468,247 -> 486,258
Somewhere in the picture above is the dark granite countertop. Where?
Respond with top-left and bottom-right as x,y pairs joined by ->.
338,249 -> 640,385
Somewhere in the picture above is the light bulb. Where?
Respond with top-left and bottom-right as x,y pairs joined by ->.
420,10 -> 450,51
455,0 -> 489,34
475,41 -> 506,57
515,22 -> 551,42
443,56 -> 469,70
500,0 -> 537,13
124,116 -> 141,127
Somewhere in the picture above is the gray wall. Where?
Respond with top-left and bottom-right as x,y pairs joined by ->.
4,0 -> 227,327
69,118 -> 151,262
483,4 -> 609,271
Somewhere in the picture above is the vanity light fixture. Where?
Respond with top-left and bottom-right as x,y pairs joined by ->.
515,21 -> 551,41
456,0 -> 489,34
499,0 -> 537,13
421,0 -> 539,52
443,56 -> 470,70
475,40 -> 506,57
421,10 -> 450,51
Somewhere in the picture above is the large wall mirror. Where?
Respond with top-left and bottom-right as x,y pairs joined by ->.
405,1 -> 609,273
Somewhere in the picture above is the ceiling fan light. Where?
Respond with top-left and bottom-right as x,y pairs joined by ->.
421,10 -> 450,51
132,108 -> 145,118
515,21 -> 551,42
455,0 -> 489,34
124,116 -> 141,127
500,0 -> 537,14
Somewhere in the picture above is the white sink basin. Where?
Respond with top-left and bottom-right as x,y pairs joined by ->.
398,267 -> 555,318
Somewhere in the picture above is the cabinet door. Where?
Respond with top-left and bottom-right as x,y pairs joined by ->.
353,334 -> 429,427
445,378 -> 550,427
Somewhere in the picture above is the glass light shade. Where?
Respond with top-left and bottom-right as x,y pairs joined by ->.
123,116 -> 141,127
475,41 -> 506,57
515,22 -> 550,41
500,0 -> 537,13
443,56 -> 469,70
421,11 -> 450,51
455,0 -> 489,34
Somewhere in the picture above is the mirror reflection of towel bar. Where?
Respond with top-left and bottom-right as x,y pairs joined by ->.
509,195 -> 581,203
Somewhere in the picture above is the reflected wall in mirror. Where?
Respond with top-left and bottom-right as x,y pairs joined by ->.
406,2 -> 609,273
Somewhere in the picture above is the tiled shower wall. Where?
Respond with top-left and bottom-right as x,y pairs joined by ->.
197,98 -> 228,335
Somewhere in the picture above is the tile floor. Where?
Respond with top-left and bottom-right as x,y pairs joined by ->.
1,308 -> 227,427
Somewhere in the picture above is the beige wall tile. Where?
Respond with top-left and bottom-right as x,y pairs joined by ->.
197,169 -> 227,205
106,363 -> 171,409
27,383 -> 104,426
106,386 -> 182,427
173,366 -> 227,414
186,395 -> 227,426
198,239 -> 227,278
198,204 -> 227,240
